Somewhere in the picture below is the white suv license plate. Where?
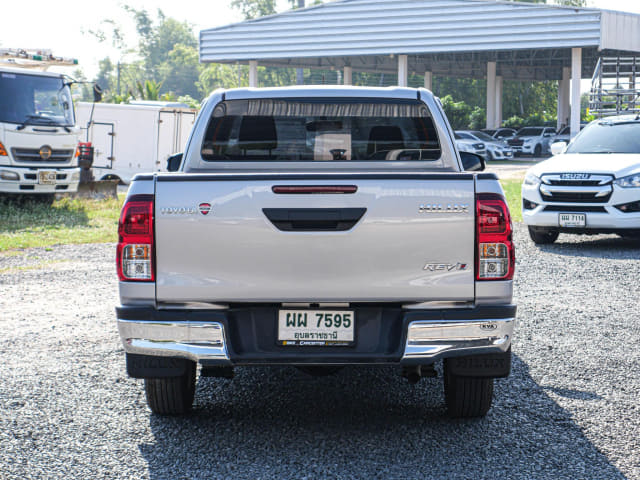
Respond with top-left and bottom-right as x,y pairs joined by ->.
38,171 -> 57,185
559,213 -> 586,227
278,310 -> 354,346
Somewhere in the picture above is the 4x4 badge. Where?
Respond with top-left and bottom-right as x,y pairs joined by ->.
199,203 -> 212,215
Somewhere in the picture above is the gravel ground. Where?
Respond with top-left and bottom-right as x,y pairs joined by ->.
1,225 -> 639,479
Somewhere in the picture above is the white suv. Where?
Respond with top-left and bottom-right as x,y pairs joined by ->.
522,115 -> 640,244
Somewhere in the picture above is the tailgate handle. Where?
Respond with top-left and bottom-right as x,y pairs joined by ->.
262,208 -> 366,231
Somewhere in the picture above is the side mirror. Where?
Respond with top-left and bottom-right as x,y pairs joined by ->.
166,153 -> 183,172
460,152 -> 485,171
93,84 -> 103,103
550,141 -> 567,156
543,132 -> 554,137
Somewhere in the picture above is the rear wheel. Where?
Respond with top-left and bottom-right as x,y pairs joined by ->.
528,226 -> 559,244
443,359 -> 494,418
144,361 -> 197,415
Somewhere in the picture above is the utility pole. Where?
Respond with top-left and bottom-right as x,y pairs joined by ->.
296,0 -> 305,85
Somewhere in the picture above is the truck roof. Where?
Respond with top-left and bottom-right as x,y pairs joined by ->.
214,85 -> 425,102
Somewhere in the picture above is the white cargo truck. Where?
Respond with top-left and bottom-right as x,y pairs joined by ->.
0,49 -> 83,200
76,101 -> 197,184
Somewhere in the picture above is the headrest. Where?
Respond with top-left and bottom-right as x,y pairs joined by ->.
238,116 -> 277,151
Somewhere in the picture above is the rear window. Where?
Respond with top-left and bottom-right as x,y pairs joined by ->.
201,98 -> 441,161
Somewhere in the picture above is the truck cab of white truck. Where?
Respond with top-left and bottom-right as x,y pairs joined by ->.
116,86 -> 516,419
0,66 -> 81,199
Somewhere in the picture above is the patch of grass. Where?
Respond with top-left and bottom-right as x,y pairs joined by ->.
0,195 -> 124,251
500,178 -> 522,222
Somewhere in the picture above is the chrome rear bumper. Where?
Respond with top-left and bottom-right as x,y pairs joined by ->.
401,317 -> 514,362
118,319 -> 231,364
117,315 -> 514,365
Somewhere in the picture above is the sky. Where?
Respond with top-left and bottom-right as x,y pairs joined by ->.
3,0 -> 640,84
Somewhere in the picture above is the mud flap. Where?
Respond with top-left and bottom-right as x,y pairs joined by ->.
126,353 -> 192,379
446,348 -> 511,378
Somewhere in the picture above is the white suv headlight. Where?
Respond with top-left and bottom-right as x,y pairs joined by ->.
523,173 -> 541,187
614,173 -> 640,188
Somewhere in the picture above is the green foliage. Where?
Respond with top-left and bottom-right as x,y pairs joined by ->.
513,0 -> 586,4
88,8 -> 201,102
500,179 -> 523,223
198,63 -> 244,95
440,95 -> 472,130
468,107 -> 486,130
176,95 -> 201,109
231,0 -> 277,19
502,116 -> 525,129
136,79 -> 163,100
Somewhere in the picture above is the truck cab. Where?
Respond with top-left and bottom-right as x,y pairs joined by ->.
0,67 -> 81,199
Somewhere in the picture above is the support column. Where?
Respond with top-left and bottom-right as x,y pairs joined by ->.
558,66 -> 570,131
249,60 -> 258,88
486,62 -> 497,129
571,48 -> 582,138
398,55 -> 408,87
344,66 -> 353,86
495,75 -> 503,128
424,71 -> 432,91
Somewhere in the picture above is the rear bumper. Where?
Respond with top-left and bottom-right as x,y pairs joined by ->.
116,304 -> 515,366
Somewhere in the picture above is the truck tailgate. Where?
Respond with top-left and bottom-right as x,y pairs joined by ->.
154,173 -> 476,303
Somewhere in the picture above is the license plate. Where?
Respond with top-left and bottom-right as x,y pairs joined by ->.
559,213 -> 586,227
38,171 -> 57,185
278,310 -> 354,346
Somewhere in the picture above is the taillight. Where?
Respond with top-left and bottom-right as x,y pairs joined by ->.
117,194 -> 154,282
476,193 -> 515,280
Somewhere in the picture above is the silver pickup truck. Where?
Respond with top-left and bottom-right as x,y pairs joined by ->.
116,86 -> 516,418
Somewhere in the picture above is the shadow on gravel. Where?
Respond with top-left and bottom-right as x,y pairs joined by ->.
534,235 -> 640,260
139,355 -> 624,480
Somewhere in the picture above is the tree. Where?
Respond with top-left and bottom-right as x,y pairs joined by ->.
440,95 -> 473,129
514,0 -> 586,4
230,0 -> 277,19
86,7 -> 202,102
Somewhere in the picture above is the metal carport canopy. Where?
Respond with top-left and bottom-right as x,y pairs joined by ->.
199,0 -> 640,82
200,0 -> 640,133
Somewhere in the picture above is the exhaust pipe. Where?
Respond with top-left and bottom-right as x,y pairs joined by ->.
402,366 -> 422,384
402,365 -> 437,384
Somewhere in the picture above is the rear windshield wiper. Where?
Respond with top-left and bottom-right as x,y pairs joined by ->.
16,114 -> 58,131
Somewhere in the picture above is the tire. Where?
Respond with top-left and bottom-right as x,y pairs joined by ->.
443,359 -> 494,418
533,144 -> 542,157
528,226 -> 559,244
144,360 -> 196,415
